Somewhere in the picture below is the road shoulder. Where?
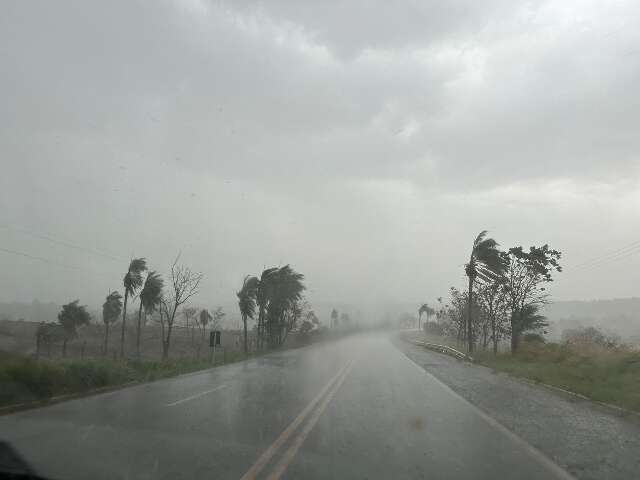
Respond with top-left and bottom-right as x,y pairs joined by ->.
394,338 -> 640,480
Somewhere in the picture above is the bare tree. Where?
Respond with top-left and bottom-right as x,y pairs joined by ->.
160,256 -> 203,360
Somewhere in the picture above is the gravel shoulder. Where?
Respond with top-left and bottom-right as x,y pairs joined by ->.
394,337 -> 640,480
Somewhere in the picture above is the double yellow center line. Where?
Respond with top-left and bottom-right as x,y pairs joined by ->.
240,359 -> 356,480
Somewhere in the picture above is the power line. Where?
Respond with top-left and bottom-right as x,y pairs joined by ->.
0,225 -> 126,263
0,245 -> 119,278
570,239 -> 640,271
573,246 -> 640,272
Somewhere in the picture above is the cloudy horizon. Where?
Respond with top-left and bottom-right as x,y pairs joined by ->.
2,0 -> 640,311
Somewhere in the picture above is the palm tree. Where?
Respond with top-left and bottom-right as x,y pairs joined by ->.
237,275 -> 259,354
136,270 -> 163,360
58,300 -> 91,357
255,267 -> 278,350
120,258 -> 147,358
418,304 -> 429,330
266,265 -> 305,347
464,231 -> 504,354
102,291 -> 123,355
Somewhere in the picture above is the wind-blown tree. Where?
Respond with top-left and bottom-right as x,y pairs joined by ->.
418,304 -> 436,330
477,280 -> 509,355
503,245 -> 562,353
120,258 -> 147,358
464,231 -> 505,354
237,275 -> 259,354
265,265 -> 305,347
102,291 -> 123,355
512,304 -> 548,345
255,267 -> 279,350
58,300 -> 91,357
136,271 -> 163,360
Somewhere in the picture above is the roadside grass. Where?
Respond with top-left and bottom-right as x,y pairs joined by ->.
404,331 -> 640,413
474,343 -> 640,412
0,349 -> 256,408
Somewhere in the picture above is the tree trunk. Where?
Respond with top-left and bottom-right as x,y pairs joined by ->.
418,313 -> 422,331
511,322 -> 520,354
467,274 -> 474,354
491,315 -> 498,355
243,315 -> 248,354
104,322 -> 110,356
136,301 -> 143,361
120,290 -> 129,358
163,322 -> 174,361
482,324 -> 488,349
62,338 -> 68,358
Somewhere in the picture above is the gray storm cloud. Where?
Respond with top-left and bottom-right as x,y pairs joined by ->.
1,0 -> 640,310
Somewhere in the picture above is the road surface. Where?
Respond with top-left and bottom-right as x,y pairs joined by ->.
1,333 -> 580,479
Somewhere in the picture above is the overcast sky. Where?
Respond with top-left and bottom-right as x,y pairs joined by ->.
2,0 -> 640,311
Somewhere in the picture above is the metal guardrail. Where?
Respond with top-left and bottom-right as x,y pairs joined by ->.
409,340 -> 473,361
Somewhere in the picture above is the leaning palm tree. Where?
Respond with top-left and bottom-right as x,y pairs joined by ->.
237,275 -> 259,354
465,231 -> 504,354
255,267 -> 279,350
266,265 -> 305,347
102,291 -> 123,356
136,270 -> 163,360
120,258 -> 147,358
418,304 -> 429,330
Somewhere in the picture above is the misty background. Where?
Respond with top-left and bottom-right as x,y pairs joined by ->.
2,1 -> 640,333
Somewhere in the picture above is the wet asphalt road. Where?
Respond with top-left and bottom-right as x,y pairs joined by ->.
0,333 -> 575,480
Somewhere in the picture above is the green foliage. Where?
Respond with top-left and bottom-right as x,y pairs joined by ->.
237,275 -> 259,320
251,265 -> 306,348
102,291 -> 123,325
513,304 -> 548,337
139,271 -> 164,315
58,300 -> 91,338
123,258 -> 147,297
522,333 -> 545,344
465,230 -> 505,282
0,351 -> 262,408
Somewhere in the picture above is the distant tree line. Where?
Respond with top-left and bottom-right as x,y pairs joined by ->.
35,255 -> 215,361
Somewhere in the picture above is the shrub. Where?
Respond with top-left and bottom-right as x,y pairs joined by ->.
424,321 -> 444,336
523,333 -> 545,344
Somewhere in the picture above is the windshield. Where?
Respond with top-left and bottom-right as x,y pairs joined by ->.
1,2 -> 640,479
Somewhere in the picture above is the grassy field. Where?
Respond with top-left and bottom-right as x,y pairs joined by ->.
406,331 -> 640,413
474,343 -> 640,413
0,349 -> 255,409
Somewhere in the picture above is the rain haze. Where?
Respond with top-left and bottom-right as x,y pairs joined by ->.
4,3 -> 640,480
2,0 -> 640,309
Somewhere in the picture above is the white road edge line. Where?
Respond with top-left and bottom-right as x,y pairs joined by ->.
165,384 -> 227,407
401,351 -> 576,480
